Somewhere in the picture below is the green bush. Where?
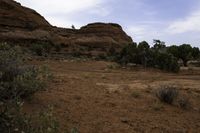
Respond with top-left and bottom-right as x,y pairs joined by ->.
0,102 -> 60,133
0,43 -> 58,133
30,43 -> 53,56
155,52 -> 180,72
0,43 -> 50,100
177,97 -> 190,110
118,43 -> 139,65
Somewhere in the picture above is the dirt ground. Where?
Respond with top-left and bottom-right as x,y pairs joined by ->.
24,60 -> 200,133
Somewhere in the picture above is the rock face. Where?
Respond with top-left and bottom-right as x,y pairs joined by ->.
0,0 -> 133,56
0,0 -> 50,30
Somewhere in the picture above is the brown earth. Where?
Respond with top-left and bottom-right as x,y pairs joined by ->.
24,60 -> 200,133
0,0 -> 132,55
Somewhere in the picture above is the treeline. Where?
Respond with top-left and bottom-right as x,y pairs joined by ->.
114,40 -> 200,73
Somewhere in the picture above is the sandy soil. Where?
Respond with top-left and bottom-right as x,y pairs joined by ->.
24,60 -> 200,133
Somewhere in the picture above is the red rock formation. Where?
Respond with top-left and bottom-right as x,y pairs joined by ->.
0,0 -> 50,30
0,0 -> 133,55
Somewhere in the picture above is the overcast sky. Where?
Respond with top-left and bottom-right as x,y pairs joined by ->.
16,0 -> 200,47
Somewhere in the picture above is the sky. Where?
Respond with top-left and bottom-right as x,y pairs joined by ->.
16,0 -> 200,47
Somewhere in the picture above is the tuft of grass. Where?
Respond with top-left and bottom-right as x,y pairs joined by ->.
101,74 -> 107,79
107,64 -> 120,69
177,96 -> 191,110
155,85 -> 179,104
71,127 -> 79,133
131,91 -> 140,98
152,102 -> 164,111
82,73 -> 89,79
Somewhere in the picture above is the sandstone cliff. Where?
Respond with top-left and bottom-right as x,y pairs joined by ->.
0,0 -> 133,56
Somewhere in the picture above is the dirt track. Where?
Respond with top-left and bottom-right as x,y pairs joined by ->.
25,60 -> 200,133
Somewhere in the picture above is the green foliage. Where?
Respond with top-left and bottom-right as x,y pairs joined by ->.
138,41 -> 150,51
178,44 -> 193,66
55,44 -> 62,52
168,44 -> 199,66
0,44 -> 51,101
118,41 -> 180,72
71,25 -> 76,29
153,39 -> 166,50
118,43 -> 139,65
30,43 -> 53,56
71,128 -> 79,133
96,53 -> 107,60
154,52 -> 180,72
0,102 -> 60,133
167,45 -> 179,58
155,85 -> 179,104
0,43 -> 59,133
192,47 -> 200,59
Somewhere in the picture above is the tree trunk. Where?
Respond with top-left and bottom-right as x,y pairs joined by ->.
183,60 -> 188,67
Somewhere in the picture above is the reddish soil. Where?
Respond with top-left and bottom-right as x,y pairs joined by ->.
25,60 -> 200,133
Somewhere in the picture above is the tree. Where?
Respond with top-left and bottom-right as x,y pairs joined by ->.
138,41 -> 150,51
155,52 -> 179,72
192,47 -> 200,59
153,39 -> 166,50
138,41 -> 150,68
167,45 -> 179,58
178,44 -> 193,66
71,25 -> 75,29
119,42 -> 139,65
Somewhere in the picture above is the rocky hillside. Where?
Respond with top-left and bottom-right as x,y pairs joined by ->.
0,0 -> 50,30
0,0 -> 133,56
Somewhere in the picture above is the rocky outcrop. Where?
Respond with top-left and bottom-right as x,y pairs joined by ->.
0,0 -> 51,43
0,0 -> 133,56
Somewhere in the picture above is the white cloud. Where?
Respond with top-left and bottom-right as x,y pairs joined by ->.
167,9 -> 200,34
46,16 -> 82,28
17,0 -> 105,14
126,24 -> 162,43
16,0 -> 109,27
89,6 -> 111,17
127,26 -> 147,39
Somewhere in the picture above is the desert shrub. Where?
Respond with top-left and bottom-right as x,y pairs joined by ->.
155,85 -> 179,104
0,43 -> 50,101
30,43 -> 53,56
96,53 -> 107,60
177,97 -> 190,110
0,101 -> 60,133
30,44 -> 44,56
0,43 -> 58,133
71,128 -> 79,133
72,51 -> 81,57
131,91 -> 140,98
107,63 -> 120,69
54,44 -> 62,52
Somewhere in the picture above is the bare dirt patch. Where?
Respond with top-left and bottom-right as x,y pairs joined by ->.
25,60 -> 200,133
